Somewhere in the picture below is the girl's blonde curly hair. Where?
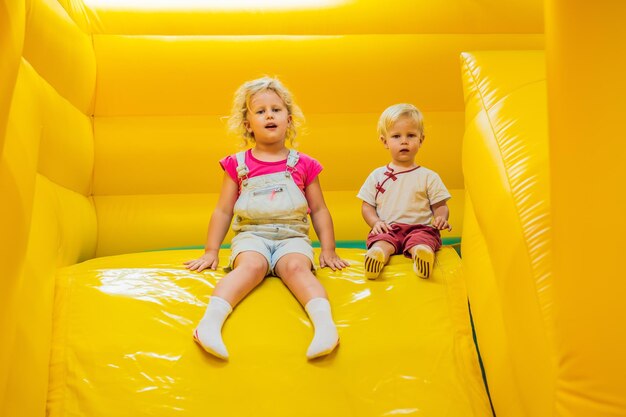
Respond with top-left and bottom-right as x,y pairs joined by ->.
228,76 -> 304,147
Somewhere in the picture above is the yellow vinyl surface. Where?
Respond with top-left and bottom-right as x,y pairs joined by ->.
48,248 -> 491,417
9,0 -> 626,417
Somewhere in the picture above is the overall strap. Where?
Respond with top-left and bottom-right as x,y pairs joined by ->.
235,151 -> 249,187
286,149 -> 299,176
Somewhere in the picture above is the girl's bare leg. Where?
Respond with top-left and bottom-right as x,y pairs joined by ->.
274,253 -> 339,359
194,251 -> 268,359
213,251 -> 269,306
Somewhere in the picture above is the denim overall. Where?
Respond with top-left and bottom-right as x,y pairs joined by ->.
232,150 -> 310,240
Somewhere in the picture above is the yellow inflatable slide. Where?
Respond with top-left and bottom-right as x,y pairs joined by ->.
1,1 -> 625,416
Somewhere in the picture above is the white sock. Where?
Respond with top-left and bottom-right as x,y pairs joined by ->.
193,296 -> 233,360
305,298 -> 339,359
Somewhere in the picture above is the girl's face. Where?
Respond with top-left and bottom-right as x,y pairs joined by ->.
381,116 -> 423,167
245,90 -> 291,146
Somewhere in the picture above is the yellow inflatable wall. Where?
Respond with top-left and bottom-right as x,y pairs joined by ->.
461,50 -> 554,417
545,1 -> 626,416
2,0 -> 625,416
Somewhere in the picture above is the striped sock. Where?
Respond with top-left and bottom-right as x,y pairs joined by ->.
364,246 -> 386,279
413,245 -> 434,279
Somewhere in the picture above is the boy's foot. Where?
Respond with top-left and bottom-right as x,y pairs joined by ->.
364,247 -> 386,279
413,245 -> 434,279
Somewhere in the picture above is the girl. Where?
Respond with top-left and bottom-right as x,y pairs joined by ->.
185,77 -> 348,360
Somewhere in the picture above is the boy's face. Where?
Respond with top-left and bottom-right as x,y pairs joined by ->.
245,90 -> 291,145
381,116 -> 423,167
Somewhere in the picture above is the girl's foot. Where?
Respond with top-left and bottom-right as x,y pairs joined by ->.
193,296 -> 232,360
413,245 -> 434,279
305,298 -> 340,359
364,247 -> 386,280
193,324 -> 229,360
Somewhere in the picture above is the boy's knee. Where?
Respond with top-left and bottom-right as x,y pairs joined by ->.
408,243 -> 434,257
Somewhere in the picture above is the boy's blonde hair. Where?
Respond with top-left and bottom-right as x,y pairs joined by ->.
377,103 -> 425,140
228,76 -> 304,146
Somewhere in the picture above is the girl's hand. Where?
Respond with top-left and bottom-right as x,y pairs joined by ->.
319,250 -> 350,271
370,220 -> 390,235
184,251 -> 219,272
432,217 -> 452,231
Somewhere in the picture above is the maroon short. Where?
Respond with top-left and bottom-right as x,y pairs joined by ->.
366,223 -> 442,257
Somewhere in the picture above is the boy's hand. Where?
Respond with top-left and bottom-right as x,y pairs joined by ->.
370,220 -> 391,235
184,250 -> 219,272
432,217 -> 452,231
319,249 -> 350,271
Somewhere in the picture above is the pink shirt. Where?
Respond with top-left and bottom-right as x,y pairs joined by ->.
220,149 -> 323,194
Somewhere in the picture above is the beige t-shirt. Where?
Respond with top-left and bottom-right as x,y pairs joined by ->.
357,165 -> 451,226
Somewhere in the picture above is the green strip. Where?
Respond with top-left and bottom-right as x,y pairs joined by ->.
443,236 -> 461,246
146,245 -> 207,251
469,301 -> 497,417
149,237 -> 461,253
312,240 -> 365,249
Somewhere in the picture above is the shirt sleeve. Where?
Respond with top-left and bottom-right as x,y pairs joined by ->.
357,171 -> 377,207
219,154 -> 239,184
427,172 -> 452,205
300,154 -> 323,187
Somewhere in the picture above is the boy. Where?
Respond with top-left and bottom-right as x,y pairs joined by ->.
357,103 -> 451,279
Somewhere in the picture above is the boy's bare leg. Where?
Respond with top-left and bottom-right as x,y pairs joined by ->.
364,240 -> 395,279
409,244 -> 435,279
193,251 -> 268,359
275,253 -> 339,359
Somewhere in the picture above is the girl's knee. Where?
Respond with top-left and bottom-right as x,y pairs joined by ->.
238,258 -> 268,279
284,260 -> 308,275
277,256 -> 312,279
